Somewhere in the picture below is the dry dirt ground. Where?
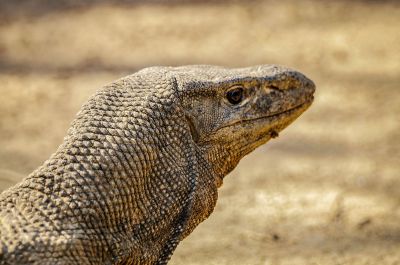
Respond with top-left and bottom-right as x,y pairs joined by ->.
0,1 -> 399,264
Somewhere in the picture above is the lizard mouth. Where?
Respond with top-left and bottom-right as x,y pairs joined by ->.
250,97 -> 313,123
240,97 -> 314,145
222,96 -> 314,130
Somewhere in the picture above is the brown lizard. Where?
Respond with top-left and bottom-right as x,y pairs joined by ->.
0,65 -> 315,264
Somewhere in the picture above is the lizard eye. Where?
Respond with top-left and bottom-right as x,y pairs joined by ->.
226,86 -> 244,105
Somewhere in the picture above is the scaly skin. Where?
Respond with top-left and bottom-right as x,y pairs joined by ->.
0,65 -> 315,264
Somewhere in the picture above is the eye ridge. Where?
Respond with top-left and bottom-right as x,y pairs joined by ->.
226,87 -> 244,105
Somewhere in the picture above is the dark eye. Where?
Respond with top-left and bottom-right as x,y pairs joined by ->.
226,87 -> 244,105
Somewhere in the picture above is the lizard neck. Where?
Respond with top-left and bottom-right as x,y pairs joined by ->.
5,114 -> 218,263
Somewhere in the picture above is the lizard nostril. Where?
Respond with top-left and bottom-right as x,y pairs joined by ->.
269,85 -> 280,91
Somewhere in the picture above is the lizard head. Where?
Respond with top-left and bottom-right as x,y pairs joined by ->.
175,65 -> 315,186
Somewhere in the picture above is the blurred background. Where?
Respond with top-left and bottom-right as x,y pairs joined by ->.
0,0 -> 399,264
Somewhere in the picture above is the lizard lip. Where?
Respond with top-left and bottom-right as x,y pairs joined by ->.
258,97 -> 314,120
223,97 -> 314,129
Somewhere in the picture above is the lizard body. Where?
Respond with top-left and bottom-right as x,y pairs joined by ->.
0,65 -> 315,264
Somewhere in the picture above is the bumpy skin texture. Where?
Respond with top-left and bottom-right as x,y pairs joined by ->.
0,65 -> 315,265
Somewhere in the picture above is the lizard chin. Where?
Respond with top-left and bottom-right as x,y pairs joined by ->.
261,98 -> 313,134
243,97 -> 314,128
238,98 -> 314,155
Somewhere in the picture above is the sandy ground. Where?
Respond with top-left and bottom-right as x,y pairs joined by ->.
0,1 -> 399,264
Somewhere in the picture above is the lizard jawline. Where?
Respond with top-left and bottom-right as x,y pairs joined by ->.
221,98 -> 313,130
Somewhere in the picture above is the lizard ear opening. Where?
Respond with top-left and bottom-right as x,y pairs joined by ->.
184,114 -> 200,143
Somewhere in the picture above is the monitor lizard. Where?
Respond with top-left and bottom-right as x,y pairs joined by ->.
0,65 -> 315,265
